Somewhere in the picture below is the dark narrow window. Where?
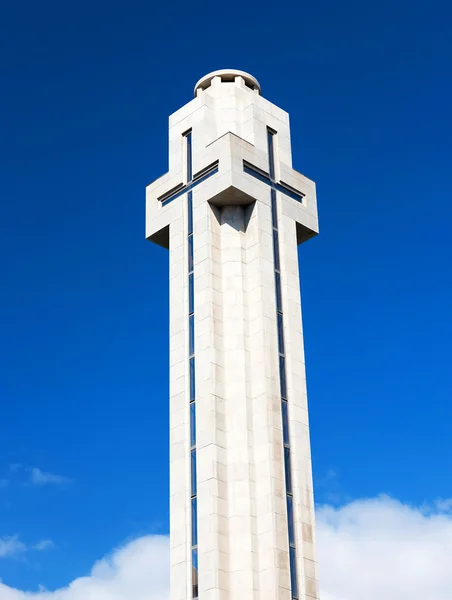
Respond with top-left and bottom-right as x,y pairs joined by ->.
282,400 -> 290,446
189,273 -> 194,315
191,449 -> 197,497
191,497 -> 198,546
185,131 -> 198,600
268,127 -> 298,599
188,235 -> 194,273
267,129 -> 275,180
273,229 -> 280,272
279,356 -> 287,400
275,272 -> 282,313
188,192 -> 193,235
189,315 -> 195,357
284,446 -> 292,494
271,188 -> 278,225
277,312 -> 285,356
190,402 -> 196,448
287,495 -> 295,546
190,357 -> 196,401
192,548 -> 199,599
289,546 -> 299,599
186,131 -> 193,181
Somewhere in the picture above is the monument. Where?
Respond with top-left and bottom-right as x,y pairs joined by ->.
146,70 -> 320,600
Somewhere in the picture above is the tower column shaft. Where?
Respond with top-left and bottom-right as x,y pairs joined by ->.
169,210 -> 192,600
194,197 -> 228,600
219,206 -> 258,599
246,198 -> 292,600
278,212 -> 319,599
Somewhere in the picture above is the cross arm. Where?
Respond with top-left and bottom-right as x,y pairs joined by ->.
240,143 -> 319,244
146,167 -> 184,249
277,163 -> 319,243
146,132 -> 318,248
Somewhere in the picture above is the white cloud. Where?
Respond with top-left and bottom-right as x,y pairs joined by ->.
317,495 -> 452,600
0,536 -> 169,600
1,496 -> 452,599
28,469 -> 71,487
32,541 -> 54,552
0,537 -> 26,559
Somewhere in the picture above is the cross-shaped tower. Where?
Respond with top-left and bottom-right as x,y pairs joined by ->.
146,69 -> 320,600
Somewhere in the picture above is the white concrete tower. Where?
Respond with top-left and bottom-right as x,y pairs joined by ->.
146,70 -> 320,600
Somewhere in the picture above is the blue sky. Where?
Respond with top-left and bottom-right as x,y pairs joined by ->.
0,0 -> 451,596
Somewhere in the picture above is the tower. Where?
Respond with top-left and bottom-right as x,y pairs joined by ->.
146,70 -> 320,600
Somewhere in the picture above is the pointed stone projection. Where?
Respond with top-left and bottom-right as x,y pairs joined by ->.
146,69 -> 320,600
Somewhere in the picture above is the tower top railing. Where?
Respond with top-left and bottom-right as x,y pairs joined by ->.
194,69 -> 261,96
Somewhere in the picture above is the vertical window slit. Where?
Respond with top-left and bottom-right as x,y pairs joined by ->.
268,127 -> 298,599
185,131 -> 198,600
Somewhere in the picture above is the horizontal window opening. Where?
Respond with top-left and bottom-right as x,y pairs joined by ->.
193,160 -> 219,182
243,159 -> 270,180
158,182 -> 184,203
279,180 -> 305,198
275,181 -> 304,204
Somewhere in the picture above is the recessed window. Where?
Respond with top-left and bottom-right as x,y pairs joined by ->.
185,130 -> 198,600
271,191 -> 278,226
188,192 -> 193,235
189,273 -> 194,315
273,229 -> 280,272
282,400 -> 290,446
189,315 -> 195,358
191,449 -> 197,497
284,447 -> 292,495
189,357 -> 196,401
185,131 -> 192,181
192,548 -> 199,599
190,402 -> 196,448
275,272 -> 282,313
279,356 -> 287,400
277,312 -> 285,356
289,546 -> 298,599
267,130 -> 276,180
191,498 -> 198,547
188,235 -> 194,273
287,495 -> 295,546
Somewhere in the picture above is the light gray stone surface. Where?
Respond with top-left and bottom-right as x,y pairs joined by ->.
147,71 -> 320,600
